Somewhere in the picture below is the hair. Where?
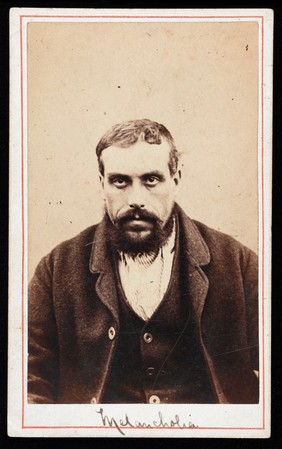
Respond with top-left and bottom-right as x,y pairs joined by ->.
96,119 -> 179,176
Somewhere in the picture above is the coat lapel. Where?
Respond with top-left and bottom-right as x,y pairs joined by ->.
177,205 -> 228,403
88,215 -> 120,325
177,204 -> 210,323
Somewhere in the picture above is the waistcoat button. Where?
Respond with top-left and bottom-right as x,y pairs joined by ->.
149,394 -> 160,404
90,397 -> 97,404
143,332 -> 153,343
108,326 -> 116,340
146,367 -> 155,377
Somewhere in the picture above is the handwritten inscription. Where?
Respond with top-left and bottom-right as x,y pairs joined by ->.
97,407 -> 198,436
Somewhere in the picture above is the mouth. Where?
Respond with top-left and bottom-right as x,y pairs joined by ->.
119,219 -> 154,241
122,219 -> 154,232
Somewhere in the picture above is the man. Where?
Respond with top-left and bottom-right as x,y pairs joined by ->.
28,119 -> 259,404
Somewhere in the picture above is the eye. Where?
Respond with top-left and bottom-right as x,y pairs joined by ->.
144,176 -> 160,187
112,177 -> 128,188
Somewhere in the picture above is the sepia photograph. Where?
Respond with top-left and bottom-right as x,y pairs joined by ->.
9,8 -> 273,438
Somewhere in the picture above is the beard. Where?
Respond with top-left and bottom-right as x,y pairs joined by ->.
105,206 -> 175,256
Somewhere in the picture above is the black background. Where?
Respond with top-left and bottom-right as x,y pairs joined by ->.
1,2 -> 281,448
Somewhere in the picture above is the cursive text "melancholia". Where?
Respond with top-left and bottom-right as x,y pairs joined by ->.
97,407 -> 198,436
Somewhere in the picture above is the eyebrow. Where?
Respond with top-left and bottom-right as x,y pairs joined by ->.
107,173 -> 130,178
107,171 -> 166,181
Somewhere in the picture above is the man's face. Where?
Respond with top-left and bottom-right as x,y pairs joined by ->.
100,139 -> 180,252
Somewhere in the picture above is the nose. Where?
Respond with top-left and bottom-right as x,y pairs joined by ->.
129,203 -> 145,208
128,182 -> 145,209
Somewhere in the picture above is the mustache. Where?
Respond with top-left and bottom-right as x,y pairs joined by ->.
113,208 -> 163,227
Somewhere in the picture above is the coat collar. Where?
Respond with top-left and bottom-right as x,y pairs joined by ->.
175,203 -> 210,267
89,214 -> 120,324
174,204 -> 210,320
89,203 -> 211,323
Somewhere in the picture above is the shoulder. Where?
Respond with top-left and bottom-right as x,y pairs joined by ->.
52,224 -> 98,254
192,218 -> 258,271
36,224 -> 99,274
195,217 -> 255,248
29,223 -> 103,291
192,219 -> 245,249
176,204 -> 257,267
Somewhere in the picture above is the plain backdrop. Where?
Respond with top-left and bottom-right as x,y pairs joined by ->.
27,21 -> 259,280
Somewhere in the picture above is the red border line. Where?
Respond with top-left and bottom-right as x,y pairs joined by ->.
22,425 -> 264,430
261,15 -> 265,430
20,14 -> 25,430
20,15 -> 264,19
21,14 -> 266,432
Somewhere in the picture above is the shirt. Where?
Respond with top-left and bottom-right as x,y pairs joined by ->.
118,222 -> 176,321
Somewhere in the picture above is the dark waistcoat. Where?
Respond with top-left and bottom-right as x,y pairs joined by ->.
102,234 -> 216,404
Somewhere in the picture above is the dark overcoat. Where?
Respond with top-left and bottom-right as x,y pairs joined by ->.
28,204 -> 259,404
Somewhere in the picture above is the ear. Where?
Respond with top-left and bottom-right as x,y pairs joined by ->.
173,169 -> 181,186
99,173 -> 104,188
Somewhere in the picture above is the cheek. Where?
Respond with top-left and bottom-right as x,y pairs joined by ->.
104,190 -> 125,214
150,187 -> 176,215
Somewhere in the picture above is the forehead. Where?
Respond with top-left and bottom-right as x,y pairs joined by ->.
101,140 -> 171,175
